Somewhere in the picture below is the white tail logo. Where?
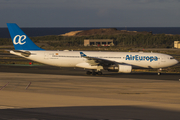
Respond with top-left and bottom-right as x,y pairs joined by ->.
13,35 -> 26,45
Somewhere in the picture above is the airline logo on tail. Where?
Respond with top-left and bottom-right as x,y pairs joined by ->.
13,35 -> 26,45
7,23 -> 44,50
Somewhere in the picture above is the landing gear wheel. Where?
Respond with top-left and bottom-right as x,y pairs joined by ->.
157,68 -> 162,76
86,71 -> 92,75
97,71 -> 102,75
92,71 -> 96,76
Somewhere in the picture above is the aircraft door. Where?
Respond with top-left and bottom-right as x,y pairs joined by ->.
44,53 -> 49,59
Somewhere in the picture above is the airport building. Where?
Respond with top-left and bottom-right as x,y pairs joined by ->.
174,41 -> 180,48
84,39 -> 114,46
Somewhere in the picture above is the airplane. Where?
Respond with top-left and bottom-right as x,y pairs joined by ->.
6,23 -> 179,75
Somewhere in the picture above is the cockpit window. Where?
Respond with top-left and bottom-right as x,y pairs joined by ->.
170,57 -> 174,59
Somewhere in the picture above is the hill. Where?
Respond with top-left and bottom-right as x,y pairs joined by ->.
61,28 -> 152,36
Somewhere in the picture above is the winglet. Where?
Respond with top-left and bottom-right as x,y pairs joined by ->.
80,52 -> 87,57
7,23 -> 44,51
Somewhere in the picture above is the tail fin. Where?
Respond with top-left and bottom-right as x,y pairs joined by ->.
7,23 -> 44,51
80,52 -> 87,57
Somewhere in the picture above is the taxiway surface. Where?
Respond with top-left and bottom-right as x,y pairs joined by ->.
0,64 -> 180,81
0,65 -> 180,120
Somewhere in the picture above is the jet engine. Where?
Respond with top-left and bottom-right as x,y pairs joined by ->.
105,64 -> 132,73
118,64 -> 132,73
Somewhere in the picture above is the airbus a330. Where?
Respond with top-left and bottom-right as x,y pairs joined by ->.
7,23 -> 179,75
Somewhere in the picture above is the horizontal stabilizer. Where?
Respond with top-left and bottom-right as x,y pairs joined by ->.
13,50 -> 31,57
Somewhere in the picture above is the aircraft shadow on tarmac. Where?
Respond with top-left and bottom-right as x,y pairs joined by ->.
0,106 -> 180,120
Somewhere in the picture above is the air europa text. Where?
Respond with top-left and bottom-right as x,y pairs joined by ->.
126,55 -> 158,62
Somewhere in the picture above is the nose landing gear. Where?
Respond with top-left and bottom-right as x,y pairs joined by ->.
158,68 -> 162,75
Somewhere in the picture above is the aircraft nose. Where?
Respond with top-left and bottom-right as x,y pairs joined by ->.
174,59 -> 179,65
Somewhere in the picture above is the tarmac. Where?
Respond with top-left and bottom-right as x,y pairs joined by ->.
0,65 -> 180,120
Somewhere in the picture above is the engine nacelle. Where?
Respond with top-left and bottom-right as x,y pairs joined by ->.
118,64 -> 132,73
105,64 -> 132,73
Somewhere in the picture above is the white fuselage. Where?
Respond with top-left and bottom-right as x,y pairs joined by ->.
10,50 -> 178,69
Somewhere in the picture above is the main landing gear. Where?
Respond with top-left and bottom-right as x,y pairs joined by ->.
86,70 -> 102,75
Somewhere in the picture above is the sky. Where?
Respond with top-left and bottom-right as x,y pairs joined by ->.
0,0 -> 180,27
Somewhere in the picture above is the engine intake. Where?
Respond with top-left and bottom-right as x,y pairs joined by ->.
118,64 -> 132,73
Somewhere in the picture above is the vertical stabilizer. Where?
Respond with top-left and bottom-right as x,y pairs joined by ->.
7,23 -> 44,51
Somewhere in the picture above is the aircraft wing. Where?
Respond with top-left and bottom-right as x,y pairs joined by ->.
80,52 -> 118,66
